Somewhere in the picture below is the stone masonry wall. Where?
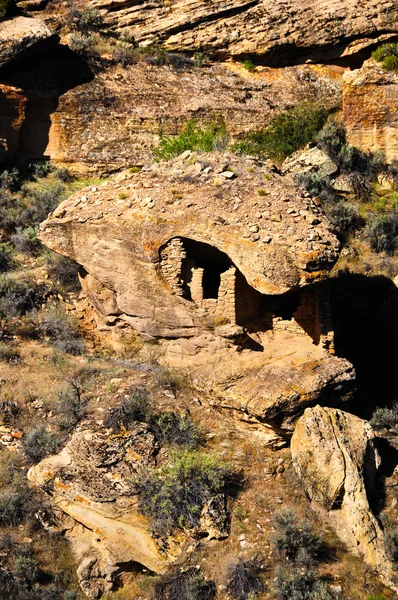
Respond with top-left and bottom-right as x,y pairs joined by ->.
159,238 -> 186,296
273,285 -> 334,352
215,267 -> 237,323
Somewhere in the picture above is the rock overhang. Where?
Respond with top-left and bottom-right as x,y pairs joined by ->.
39,152 -> 340,297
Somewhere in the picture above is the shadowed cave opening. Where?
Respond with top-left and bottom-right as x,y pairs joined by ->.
0,43 -> 94,166
159,237 -> 328,347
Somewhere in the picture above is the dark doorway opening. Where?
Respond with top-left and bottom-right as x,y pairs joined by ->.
202,267 -> 221,299
182,238 -> 231,301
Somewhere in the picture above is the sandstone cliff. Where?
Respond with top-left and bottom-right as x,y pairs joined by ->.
0,16 -> 56,69
88,0 -> 398,63
343,60 -> 398,162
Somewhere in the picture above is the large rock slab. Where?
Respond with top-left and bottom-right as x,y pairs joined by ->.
28,422 -> 230,597
89,0 -> 398,63
343,61 -> 398,162
0,16 -> 56,69
291,406 -> 397,592
39,152 -> 340,338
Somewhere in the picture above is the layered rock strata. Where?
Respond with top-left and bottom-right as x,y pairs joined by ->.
88,0 -> 398,63
0,16 -> 56,69
344,61 -> 398,162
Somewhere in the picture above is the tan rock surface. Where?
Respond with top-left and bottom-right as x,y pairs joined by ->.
291,406 -> 397,592
39,152 -> 355,426
39,152 -> 340,309
343,61 -> 398,162
28,425 -> 167,596
89,0 -> 398,62
41,62 -> 340,174
0,16 -> 56,69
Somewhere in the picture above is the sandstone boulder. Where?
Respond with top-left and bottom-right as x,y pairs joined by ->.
281,146 -> 338,178
88,0 -> 398,64
38,152 -> 356,428
343,61 -> 398,162
0,16 -> 56,69
291,406 -> 397,592
28,425 -> 167,597
28,422 -> 230,597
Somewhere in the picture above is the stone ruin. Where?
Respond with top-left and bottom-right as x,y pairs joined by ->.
38,152 -> 355,426
159,236 -> 334,353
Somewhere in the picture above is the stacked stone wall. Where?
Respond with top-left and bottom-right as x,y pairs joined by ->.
272,284 -> 334,353
215,267 -> 237,323
159,238 -> 186,296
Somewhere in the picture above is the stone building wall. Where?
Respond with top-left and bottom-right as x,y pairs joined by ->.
272,284 -> 334,352
159,238 -> 186,297
159,238 -> 334,352
215,267 -> 237,323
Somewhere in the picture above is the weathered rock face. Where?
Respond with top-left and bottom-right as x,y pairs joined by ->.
39,152 -> 340,337
28,423 -> 230,598
0,83 -> 27,161
0,60 -> 340,173
291,406 -> 397,592
0,16 -> 56,69
281,146 -> 338,178
343,61 -> 398,162
38,152 -> 355,427
89,0 -> 398,63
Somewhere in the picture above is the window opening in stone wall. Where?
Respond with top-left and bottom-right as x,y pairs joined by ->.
271,289 -> 301,320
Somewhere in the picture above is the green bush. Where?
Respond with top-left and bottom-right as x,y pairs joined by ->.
0,168 -> 20,190
0,274 -> 48,320
317,119 -> 385,179
296,172 -> 337,205
154,119 -> 228,160
372,43 -> 398,72
137,450 -> 232,533
370,403 -> 398,430
104,387 -> 201,448
272,510 -> 322,566
54,167 -> 74,183
104,386 -> 152,431
45,253 -> 80,292
154,567 -> 216,600
0,477 -> 34,527
69,33 -> 95,55
56,383 -> 88,430
316,118 -> 347,163
273,567 -> 334,600
15,556 -> 40,586
382,54 -> 398,72
23,424 -> 59,463
11,226 -> 42,257
366,212 -> 398,254
329,201 -> 364,234
233,103 -> 329,162
225,558 -> 264,600
242,59 -> 256,72
0,243 -> 14,272
39,308 -> 85,355
150,412 -> 202,449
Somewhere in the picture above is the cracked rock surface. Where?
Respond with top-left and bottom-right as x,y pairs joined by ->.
291,406 -> 397,592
